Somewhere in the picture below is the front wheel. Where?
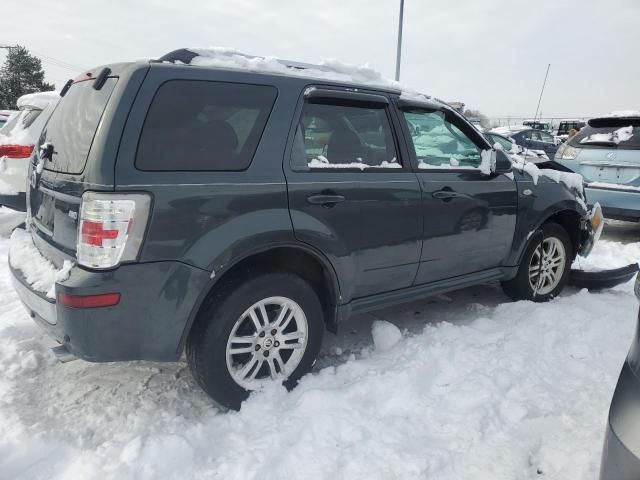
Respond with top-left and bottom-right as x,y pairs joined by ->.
501,222 -> 573,302
187,271 -> 324,410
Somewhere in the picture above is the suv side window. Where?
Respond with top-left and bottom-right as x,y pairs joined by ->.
402,110 -> 483,169
136,80 -> 277,171
292,101 -> 400,170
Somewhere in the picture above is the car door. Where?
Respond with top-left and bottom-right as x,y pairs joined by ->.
285,88 -> 423,301
396,104 -> 518,284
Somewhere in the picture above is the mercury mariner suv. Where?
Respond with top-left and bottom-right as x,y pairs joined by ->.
9,48 -> 601,410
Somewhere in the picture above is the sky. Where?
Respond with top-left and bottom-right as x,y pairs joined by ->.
2,0 -> 639,119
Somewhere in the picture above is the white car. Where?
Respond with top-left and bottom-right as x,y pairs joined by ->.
0,91 -> 59,211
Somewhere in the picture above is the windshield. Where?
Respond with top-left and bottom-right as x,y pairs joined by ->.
43,77 -> 118,174
570,124 -> 640,150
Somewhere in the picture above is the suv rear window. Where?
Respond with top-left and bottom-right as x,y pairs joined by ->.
136,80 -> 277,171
570,123 -> 640,150
44,77 -> 118,174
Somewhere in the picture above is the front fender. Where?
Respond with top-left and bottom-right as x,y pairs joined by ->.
507,170 -> 589,267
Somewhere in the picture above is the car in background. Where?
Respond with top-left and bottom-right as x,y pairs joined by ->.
523,120 -> 551,132
490,125 -> 558,159
0,91 -> 59,211
555,113 -> 640,221
599,273 -> 640,479
0,110 -> 16,128
555,119 -> 586,144
484,131 -> 550,163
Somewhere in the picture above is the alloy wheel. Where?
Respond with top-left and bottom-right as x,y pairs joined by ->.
225,296 -> 308,390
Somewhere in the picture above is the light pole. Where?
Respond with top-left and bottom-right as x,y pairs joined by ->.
395,0 -> 405,81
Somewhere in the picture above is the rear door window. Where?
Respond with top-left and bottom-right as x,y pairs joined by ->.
293,102 -> 399,170
136,80 -> 277,171
44,78 -> 118,174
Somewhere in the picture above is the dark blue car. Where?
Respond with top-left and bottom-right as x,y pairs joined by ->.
492,126 -> 558,158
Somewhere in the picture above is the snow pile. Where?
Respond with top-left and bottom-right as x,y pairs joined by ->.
580,125 -> 634,145
509,153 -> 584,193
371,320 -> 402,351
572,238 -> 640,272
479,149 -> 494,175
0,209 -> 639,479
16,91 -> 59,110
188,47 -> 431,100
308,157 -> 401,170
603,110 -> 640,118
8,228 -> 73,298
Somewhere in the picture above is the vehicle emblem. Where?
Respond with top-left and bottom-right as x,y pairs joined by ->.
522,189 -> 533,196
68,210 -> 78,220
606,152 -> 616,161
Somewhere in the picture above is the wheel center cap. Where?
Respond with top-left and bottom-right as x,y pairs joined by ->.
262,337 -> 275,349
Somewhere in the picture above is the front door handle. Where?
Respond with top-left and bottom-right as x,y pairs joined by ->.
432,189 -> 459,200
307,193 -> 346,207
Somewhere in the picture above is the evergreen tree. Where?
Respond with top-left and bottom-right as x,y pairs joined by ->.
0,46 -> 55,109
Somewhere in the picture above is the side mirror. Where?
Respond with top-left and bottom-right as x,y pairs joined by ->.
494,149 -> 512,174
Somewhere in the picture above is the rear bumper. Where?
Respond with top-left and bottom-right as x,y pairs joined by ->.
585,186 -> 640,221
600,361 -> 640,479
10,257 -> 211,362
0,193 -> 26,211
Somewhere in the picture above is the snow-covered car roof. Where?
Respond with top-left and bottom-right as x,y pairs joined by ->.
16,91 -> 60,110
489,125 -> 528,135
158,47 -> 448,109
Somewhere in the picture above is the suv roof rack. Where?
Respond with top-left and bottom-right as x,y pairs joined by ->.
156,48 -> 335,73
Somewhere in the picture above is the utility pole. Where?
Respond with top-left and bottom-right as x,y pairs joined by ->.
395,0 -> 405,81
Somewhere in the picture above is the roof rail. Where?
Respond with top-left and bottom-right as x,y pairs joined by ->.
157,48 -> 335,73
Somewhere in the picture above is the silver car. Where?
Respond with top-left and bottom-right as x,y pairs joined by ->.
600,273 -> 640,479
555,114 -> 640,221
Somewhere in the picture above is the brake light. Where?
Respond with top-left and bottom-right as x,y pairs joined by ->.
58,292 -> 121,308
77,192 -> 151,269
0,144 -> 34,158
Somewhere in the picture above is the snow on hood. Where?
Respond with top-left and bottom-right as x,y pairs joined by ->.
16,91 -> 59,110
185,47 -> 435,103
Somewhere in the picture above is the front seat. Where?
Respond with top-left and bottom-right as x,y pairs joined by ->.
326,128 -> 365,165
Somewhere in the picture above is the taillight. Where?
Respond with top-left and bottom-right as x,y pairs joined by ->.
77,192 -> 151,269
0,144 -> 34,158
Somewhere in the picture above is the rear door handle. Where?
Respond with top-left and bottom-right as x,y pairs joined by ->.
307,193 -> 345,207
432,189 -> 459,200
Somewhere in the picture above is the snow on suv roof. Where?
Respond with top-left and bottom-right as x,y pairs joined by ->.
16,91 -> 60,110
158,47 -> 443,107
490,125 -> 528,135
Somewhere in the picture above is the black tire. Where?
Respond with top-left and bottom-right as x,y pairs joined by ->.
501,222 -> 573,302
186,271 -> 324,410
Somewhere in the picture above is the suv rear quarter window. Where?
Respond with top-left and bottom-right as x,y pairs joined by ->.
136,80 -> 277,171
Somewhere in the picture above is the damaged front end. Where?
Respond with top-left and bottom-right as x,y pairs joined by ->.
571,202 -> 639,289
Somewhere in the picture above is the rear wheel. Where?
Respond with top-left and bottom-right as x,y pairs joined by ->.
187,271 -> 324,410
501,222 -> 572,302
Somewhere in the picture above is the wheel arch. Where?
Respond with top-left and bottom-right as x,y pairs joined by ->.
177,242 -> 342,355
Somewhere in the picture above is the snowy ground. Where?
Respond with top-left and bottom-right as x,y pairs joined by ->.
0,210 -> 639,480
